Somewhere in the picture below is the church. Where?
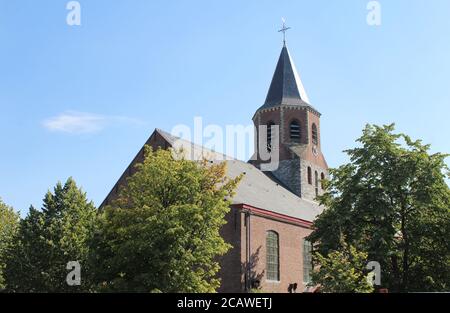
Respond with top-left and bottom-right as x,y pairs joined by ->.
101,37 -> 328,293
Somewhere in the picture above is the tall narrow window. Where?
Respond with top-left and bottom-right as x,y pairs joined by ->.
320,172 -> 325,189
266,231 -> 280,281
267,121 -> 275,151
303,239 -> 312,283
307,167 -> 312,185
314,171 -> 319,196
312,123 -> 318,145
290,120 -> 301,142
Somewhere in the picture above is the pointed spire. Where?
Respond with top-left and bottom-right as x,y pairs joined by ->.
262,45 -> 310,109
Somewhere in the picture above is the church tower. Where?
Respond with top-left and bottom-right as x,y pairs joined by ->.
253,42 -> 328,202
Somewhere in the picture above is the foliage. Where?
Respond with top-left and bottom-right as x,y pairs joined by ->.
310,237 -> 374,293
308,124 -> 450,292
89,147 -> 241,293
5,178 -> 98,292
0,199 -> 20,290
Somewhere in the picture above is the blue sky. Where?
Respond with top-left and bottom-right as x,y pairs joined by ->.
1,0 -> 449,215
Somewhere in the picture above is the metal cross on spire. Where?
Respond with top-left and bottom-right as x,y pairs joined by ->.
278,18 -> 291,46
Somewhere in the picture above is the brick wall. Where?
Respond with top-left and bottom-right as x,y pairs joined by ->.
218,207 -> 315,293
218,207 -> 243,293
239,211 -> 313,293
300,159 -> 327,201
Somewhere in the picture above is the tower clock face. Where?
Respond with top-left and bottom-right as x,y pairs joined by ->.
312,145 -> 318,156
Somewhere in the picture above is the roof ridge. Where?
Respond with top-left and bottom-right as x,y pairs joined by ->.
155,128 -> 237,161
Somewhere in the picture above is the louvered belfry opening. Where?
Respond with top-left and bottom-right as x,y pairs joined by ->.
290,120 -> 301,142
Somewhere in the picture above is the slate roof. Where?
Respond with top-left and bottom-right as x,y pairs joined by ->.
156,129 -> 324,223
257,46 -> 318,113
156,128 -> 234,162
222,159 -> 324,222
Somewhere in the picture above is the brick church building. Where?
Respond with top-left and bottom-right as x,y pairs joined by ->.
101,42 -> 328,293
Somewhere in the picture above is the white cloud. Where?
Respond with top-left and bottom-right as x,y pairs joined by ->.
42,111 -> 142,134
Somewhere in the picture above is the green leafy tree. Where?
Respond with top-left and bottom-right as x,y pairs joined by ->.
310,238 -> 374,293
5,178 -> 97,292
308,124 -> 450,292
0,198 -> 20,290
90,147 -> 241,292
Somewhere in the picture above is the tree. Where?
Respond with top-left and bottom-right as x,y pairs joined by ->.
5,178 -> 97,292
0,198 -> 20,290
310,238 -> 374,293
308,124 -> 450,292
90,147 -> 241,292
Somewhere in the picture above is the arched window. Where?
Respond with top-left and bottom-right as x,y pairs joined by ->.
267,121 -> 275,151
307,167 -> 312,185
266,231 -> 280,281
321,172 -> 325,189
312,123 -> 318,145
303,239 -> 312,283
290,120 -> 301,142
314,171 -> 319,196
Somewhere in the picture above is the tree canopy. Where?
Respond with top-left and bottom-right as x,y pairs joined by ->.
89,147 -> 241,293
0,198 -> 20,290
310,237 -> 374,293
4,178 -> 97,292
308,124 -> 450,292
